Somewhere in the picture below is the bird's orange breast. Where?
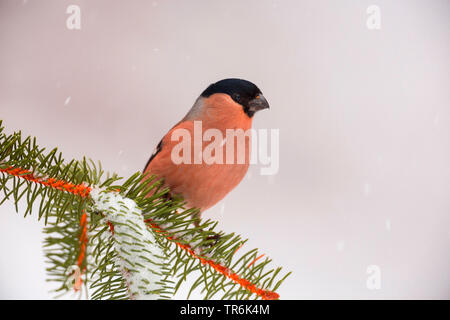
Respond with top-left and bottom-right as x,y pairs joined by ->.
145,94 -> 253,212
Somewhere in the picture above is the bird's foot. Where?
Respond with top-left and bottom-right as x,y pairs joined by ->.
206,233 -> 221,245
197,233 -> 221,256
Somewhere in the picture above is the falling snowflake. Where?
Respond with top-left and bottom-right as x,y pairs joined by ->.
385,219 -> 391,231
363,183 -> 371,196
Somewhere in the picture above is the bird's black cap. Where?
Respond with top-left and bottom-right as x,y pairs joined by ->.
201,78 -> 269,117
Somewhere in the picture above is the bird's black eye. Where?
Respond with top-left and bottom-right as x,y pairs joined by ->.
232,93 -> 241,103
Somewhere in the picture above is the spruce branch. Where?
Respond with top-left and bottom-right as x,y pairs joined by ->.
0,120 -> 291,300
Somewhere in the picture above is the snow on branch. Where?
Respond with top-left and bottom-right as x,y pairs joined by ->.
90,188 -> 166,299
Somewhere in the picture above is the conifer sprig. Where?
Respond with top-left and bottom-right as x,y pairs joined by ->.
0,120 -> 291,300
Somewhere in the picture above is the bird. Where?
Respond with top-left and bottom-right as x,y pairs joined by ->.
143,78 -> 269,221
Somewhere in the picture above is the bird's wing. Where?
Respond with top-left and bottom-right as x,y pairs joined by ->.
143,139 -> 163,172
142,119 -> 186,172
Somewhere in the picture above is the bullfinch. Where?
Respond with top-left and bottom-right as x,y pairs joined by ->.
143,78 -> 269,219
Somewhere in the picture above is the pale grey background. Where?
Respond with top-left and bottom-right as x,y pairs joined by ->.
0,0 -> 449,299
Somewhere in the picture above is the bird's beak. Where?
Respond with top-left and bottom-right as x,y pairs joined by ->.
248,94 -> 270,113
